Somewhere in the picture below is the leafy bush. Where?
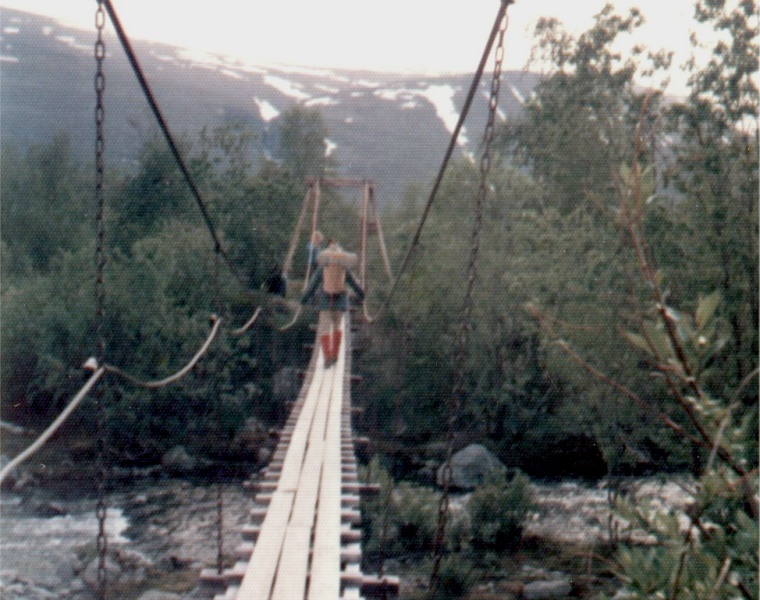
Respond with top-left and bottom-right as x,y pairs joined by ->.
363,458 -> 461,557
468,471 -> 533,550
429,555 -> 474,599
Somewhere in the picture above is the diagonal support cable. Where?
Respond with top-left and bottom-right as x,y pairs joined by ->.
99,0 -> 243,282
382,0 -> 515,314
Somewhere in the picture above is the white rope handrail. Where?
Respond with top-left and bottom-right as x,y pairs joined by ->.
104,314 -> 222,388
362,300 -> 377,324
232,306 -> 262,336
278,305 -> 302,332
0,366 -> 106,484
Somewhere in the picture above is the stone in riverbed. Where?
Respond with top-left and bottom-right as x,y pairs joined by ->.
436,444 -> 506,490
136,591 -> 185,600
523,579 -> 573,599
161,446 -> 197,474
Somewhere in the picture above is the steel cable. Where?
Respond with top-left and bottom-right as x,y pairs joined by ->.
100,0 -> 245,287
381,0 -> 515,318
429,2 -> 511,593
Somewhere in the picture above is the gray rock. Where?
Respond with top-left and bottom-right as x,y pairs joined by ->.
436,444 -> 506,490
232,418 -> 268,455
523,580 -> 573,600
136,591 -> 185,600
257,446 -> 273,464
161,446 -> 197,474
273,367 -> 300,402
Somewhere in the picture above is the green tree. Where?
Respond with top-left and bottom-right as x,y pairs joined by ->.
501,5 -> 667,213
277,105 -> 335,181
0,134 -> 90,272
660,0 -> 758,401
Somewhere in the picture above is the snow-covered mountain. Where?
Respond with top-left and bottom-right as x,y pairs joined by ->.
1,8 -> 539,203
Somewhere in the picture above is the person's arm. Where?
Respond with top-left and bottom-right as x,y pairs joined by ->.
301,266 -> 323,303
345,271 -> 365,301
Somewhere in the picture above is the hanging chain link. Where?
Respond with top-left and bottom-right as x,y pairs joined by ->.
94,3 -> 108,598
429,6 -> 510,594
213,250 -> 226,575
216,482 -> 225,574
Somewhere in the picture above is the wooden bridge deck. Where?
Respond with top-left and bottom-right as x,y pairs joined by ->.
203,313 -> 397,599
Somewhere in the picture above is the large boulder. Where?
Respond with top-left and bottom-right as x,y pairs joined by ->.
436,444 -> 506,490
161,446 -> 197,475
273,367 -> 300,402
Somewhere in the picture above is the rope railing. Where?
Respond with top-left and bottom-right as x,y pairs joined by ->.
1,314 -> 225,482
278,305 -> 303,332
104,315 -> 222,387
232,306 -> 263,336
0,366 -> 106,484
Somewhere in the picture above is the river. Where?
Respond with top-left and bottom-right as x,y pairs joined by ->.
0,477 -> 253,599
0,475 -> 694,599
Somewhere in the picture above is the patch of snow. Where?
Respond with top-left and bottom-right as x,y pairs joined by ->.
220,68 -> 243,80
355,78 -> 381,89
374,89 -> 404,102
151,51 -> 176,63
305,96 -> 340,108
350,91 -> 364,98
345,117 -> 354,124
254,98 -> 280,123
3,27 -> 20,35
497,107 -> 507,122
401,101 -> 418,109
266,63 -> 350,83
0,55 -> 19,63
510,84 -> 526,105
176,48 -> 227,70
324,138 -> 338,157
419,84 -> 467,146
264,75 -> 311,102
315,84 -> 340,94
42,26 -> 53,36
239,64 -> 267,75
55,35 -> 90,53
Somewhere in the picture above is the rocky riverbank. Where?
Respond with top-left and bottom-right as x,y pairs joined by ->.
0,471 -> 695,600
1,428 -> 695,599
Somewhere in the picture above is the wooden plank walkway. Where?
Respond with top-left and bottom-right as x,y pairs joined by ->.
202,312 -> 397,599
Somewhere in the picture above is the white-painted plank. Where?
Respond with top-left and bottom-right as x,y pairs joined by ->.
271,525 -> 312,599
308,315 -> 346,600
236,490 -> 294,599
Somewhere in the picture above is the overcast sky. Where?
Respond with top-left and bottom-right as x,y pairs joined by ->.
0,0 -> 724,96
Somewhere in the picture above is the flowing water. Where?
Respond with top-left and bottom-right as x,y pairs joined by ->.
0,478 -> 252,599
0,476 -> 694,599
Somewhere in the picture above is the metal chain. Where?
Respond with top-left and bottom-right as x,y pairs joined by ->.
216,482 -> 224,574
429,6 -> 510,594
94,3 -> 108,598
213,250 -> 225,575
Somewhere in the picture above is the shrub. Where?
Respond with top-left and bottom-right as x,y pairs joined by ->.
429,555 -> 474,599
468,471 -> 533,550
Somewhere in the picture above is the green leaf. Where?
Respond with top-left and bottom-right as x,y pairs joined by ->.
696,291 -> 721,331
624,331 -> 654,355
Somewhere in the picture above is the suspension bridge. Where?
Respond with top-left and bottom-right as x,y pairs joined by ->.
0,0 -> 515,598
200,312 -> 397,599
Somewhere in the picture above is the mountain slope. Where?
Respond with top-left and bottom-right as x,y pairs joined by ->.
1,8 -> 539,203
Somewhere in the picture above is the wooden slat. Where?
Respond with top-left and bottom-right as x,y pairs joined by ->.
308,316 -> 346,600
235,313 -> 365,600
271,525 -> 312,599
272,381 -> 331,599
235,490 -> 294,599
